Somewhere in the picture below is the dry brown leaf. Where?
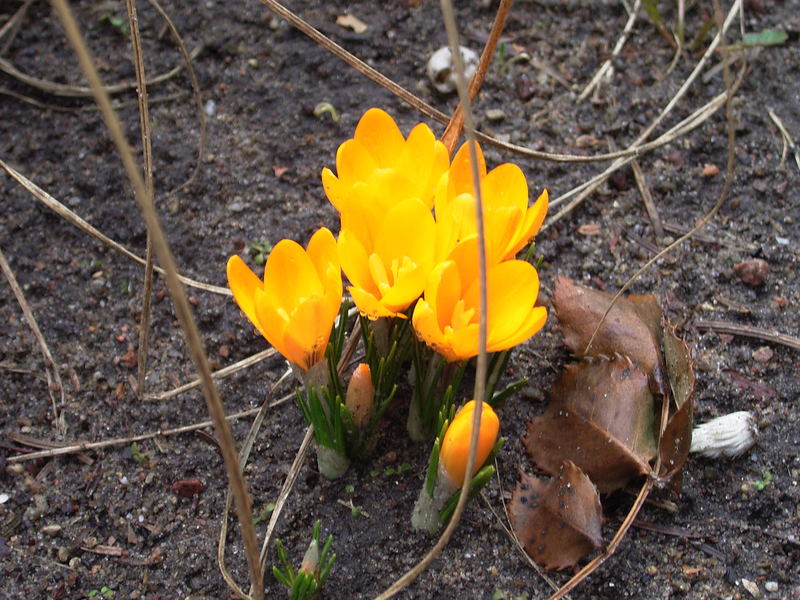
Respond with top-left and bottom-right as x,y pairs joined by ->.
525,356 -> 656,493
510,461 -> 603,570
658,324 -> 695,487
553,276 -> 661,375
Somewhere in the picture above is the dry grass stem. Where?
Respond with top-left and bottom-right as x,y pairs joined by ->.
375,1 -> 493,596
0,157 -> 230,295
631,159 -> 665,240
48,0 -> 263,595
255,0 -> 697,167
0,45 -> 202,98
146,0 -> 208,197
124,0 -> 156,399
7,392 -> 293,464
145,348 -> 277,401
216,369 -> 292,599
0,0 -> 35,55
767,107 -> 800,172
0,247 -> 66,436
440,0 -> 513,153
694,320 -> 800,351
576,0 -> 642,103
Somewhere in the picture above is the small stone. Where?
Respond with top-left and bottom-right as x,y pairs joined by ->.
734,258 -> 769,287
752,346 -> 773,363
247,58 -> 258,68
57,546 -> 70,562
68,557 -> 81,569
646,565 -> 658,575
765,581 -> 778,592
204,100 -> 216,117
741,578 -> 759,597
485,109 -> 506,122
41,524 -> 62,537
702,163 -> 720,177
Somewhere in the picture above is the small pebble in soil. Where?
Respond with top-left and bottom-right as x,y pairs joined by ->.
752,346 -> 773,363
734,258 -> 769,287
765,581 -> 778,592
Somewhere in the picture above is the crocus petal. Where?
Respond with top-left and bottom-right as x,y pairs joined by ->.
464,260 -> 539,345
336,138 -> 379,189
354,108 -> 405,167
278,296 -> 334,371
263,239 -> 323,310
349,285 -> 403,319
338,228 -> 379,297
251,287 -> 291,362
482,163 -> 528,212
507,188 -> 549,258
321,167 -> 345,212
439,400 -> 499,487
448,142 -> 486,198
489,305 -> 547,352
374,198 -> 436,271
226,255 -> 267,339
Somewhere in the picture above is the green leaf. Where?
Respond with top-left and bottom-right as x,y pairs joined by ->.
742,29 -> 788,48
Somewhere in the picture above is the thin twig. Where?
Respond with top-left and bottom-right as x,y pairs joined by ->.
125,0 -> 156,400
440,0 -> 513,154
0,247 -> 66,436
374,1 -> 495,596
631,159 -> 665,240
0,0 -> 35,56
767,107 -> 800,173
582,0 -> 741,367
147,0 -> 207,197
6,392 -> 293,464
694,320 -> 800,351
547,0 -> 743,220
216,368 -> 292,599
0,45 -> 203,97
548,478 -> 655,599
577,0 -> 641,103
145,348 -> 277,401
0,157 -> 231,296
254,0 -> 700,166
48,1 -> 263,596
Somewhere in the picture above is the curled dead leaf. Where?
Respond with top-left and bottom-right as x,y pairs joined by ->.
510,461 -> 603,570
525,355 -> 656,493
553,276 -> 662,377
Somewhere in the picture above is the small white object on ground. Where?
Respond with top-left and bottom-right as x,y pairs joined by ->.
689,411 -> 757,459
426,46 -> 478,94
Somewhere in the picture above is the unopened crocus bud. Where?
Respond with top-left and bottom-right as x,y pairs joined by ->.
439,400 -> 500,487
299,538 -> 319,576
690,411 -> 757,459
345,363 -> 374,430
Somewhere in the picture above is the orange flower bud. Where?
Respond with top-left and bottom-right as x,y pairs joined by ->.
439,400 -> 499,487
345,363 -> 374,429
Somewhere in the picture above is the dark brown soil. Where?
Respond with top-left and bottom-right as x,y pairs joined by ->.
1,1 -> 798,598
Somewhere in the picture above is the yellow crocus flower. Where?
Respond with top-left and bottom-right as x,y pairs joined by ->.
321,108 -> 449,217
338,197 -> 436,319
434,141 -> 548,264
412,249 -> 547,362
439,400 -> 500,487
226,228 -> 342,371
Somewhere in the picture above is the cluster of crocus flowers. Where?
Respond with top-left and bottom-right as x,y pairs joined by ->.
411,400 -> 501,532
322,109 -> 548,361
226,107 -> 548,482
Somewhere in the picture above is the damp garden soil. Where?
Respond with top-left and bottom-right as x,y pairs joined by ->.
0,1 -> 798,598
